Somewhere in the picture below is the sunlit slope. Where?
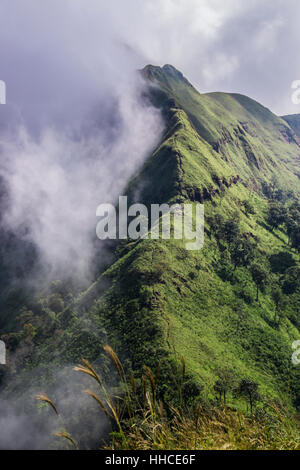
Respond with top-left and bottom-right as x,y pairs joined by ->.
3,65 -> 300,415
141,65 -> 300,194
127,107 -> 237,206
87,65 -> 300,406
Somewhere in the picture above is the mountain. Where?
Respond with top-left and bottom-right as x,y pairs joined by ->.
97,64 -> 300,401
1,64 -> 300,448
282,113 -> 300,140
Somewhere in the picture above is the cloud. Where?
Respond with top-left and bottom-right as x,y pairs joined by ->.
0,1 -> 299,129
0,1 -> 165,282
91,0 -> 300,115
0,364 -> 110,449
0,1 -> 299,121
0,82 -> 162,282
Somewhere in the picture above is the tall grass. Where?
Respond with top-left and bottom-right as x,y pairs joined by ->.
36,346 -> 300,450
35,393 -> 79,449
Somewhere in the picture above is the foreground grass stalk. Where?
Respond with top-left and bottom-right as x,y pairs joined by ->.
35,394 -> 79,449
36,346 -> 300,450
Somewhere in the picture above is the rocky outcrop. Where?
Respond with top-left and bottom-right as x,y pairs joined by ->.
182,175 -> 240,203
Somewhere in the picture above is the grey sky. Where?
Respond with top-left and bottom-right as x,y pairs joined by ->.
0,0 -> 299,120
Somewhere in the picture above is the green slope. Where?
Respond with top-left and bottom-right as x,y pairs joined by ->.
97,64 -> 300,405
140,65 -> 300,192
2,64 -> 300,424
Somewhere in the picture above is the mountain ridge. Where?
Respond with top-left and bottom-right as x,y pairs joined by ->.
1,64 -> 300,448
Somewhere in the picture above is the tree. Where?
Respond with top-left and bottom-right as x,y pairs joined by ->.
209,215 -> 241,247
230,239 -> 255,270
282,266 -> 300,295
250,263 -> 269,301
243,200 -> 255,216
214,368 -> 236,404
209,214 -> 225,241
235,379 -> 261,413
285,215 -> 298,245
271,288 -> 287,326
284,202 -> 300,245
267,202 -> 285,231
291,227 -> 300,252
269,251 -> 296,274
223,219 -> 240,245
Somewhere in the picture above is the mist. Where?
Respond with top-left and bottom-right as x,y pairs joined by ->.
0,83 -> 163,282
0,0 -> 164,282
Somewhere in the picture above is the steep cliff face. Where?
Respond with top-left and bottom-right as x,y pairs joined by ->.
282,113 -> 300,141
141,64 -> 300,192
1,65 -> 300,433
97,65 -> 300,404
58,65 -> 300,409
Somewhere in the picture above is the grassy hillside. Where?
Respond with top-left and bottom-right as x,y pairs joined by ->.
95,64 -> 300,404
1,64 -> 300,448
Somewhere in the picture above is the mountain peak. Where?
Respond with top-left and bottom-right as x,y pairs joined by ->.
162,64 -> 185,78
141,64 -> 194,89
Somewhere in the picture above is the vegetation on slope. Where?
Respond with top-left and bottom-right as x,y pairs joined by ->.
1,64 -> 300,448
38,346 -> 300,450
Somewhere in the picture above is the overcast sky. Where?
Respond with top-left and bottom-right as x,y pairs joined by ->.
0,0 -> 299,121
